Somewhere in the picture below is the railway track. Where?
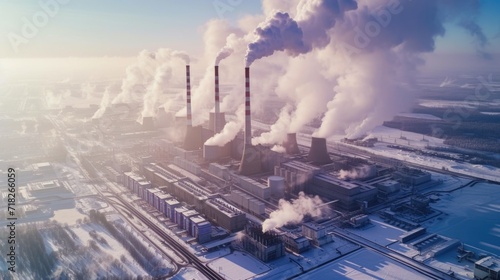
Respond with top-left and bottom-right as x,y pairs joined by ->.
113,195 -> 224,280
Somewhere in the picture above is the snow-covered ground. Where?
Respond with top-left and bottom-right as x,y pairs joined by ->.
423,182 -> 500,257
346,218 -> 407,247
346,126 -> 500,182
51,208 -> 87,225
295,248 -> 429,280
208,250 -> 270,280
171,267 -> 209,280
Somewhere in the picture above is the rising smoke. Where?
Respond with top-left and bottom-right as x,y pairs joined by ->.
141,64 -> 172,118
92,88 -> 112,119
262,192 -> 324,232
245,0 -> 357,67
338,164 -> 376,180
249,0 -> 492,141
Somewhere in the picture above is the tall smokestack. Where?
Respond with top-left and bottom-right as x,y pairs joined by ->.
215,65 -> 220,117
239,67 -> 261,175
186,65 -> 192,127
283,133 -> 300,155
307,137 -> 332,164
244,67 -> 251,145
183,64 -> 203,150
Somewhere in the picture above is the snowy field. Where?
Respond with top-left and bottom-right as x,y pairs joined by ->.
207,250 -> 270,280
295,248 -> 429,280
423,182 -> 500,257
350,126 -> 500,182
171,267 -> 209,280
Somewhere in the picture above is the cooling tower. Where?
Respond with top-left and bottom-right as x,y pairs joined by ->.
307,137 -> 332,164
183,65 -> 203,150
283,133 -> 300,155
209,112 -> 226,134
141,116 -> 154,130
239,67 -> 262,175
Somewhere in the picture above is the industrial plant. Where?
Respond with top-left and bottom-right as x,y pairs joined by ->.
4,1 -> 498,278
80,61 -> 469,270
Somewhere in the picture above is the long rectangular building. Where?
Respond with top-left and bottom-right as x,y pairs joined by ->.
308,174 -> 377,210
204,198 -> 247,232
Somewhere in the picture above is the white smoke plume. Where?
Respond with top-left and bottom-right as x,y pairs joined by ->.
271,145 -> 286,153
141,64 -> 172,118
338,164 -> 376,180
253,52 -> 333,145
172,50 -> 190,64
311,0 -> 492,139
245,0 -> 357,66
245,12 -> 310,67
111,50 -> 158,105
262,191 -> 324,232
92,88 -> 112,119
252,105 -> 292,145
205,106 -> 244,146
215,45 -> 234,66
248,0 -> 491,142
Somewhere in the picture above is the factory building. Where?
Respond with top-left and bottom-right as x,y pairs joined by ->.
174,156 -> 202,176
170,179 -> 211,210
165,198 -> 181,219
158,193 -> 172,214
309,174 -> 377,210
25,180 -> 72,200
474,256 -> 500,280
282,232 -> 310,254
122,172 -> 152,199
208,163 -> 230,180
275,161 -> 321,193
203,198 -> 247,232
393,166 -> 431,186
174,206 -> 189,227
234,176 -> 271,200
190,215 -> 212,244
376,180 -> 401,201
229,190 -> 266,216
302,222 -> 333,246
181,209 -> 199,231
143,163 -> 180,188
242,225 -> 285,262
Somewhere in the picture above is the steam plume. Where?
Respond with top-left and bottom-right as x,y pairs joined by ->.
205,106 -> 244,146
215,46 -> 234,66
262,192 -> 324,232
172,51 -> 190,64
245,0 -> 357,66
141,64 -> 172,118
92,88 -> 111,119
338,165 -> 376,180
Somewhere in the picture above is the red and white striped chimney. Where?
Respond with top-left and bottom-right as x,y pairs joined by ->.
214,66 -> 220,114
214,65 -> 220,132
186,65 -> 192,127
244,67 -> 251,145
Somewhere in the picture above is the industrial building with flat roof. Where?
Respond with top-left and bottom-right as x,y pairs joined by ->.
204,198 -> 247,232
308,174 -> 377,210
242,225 -> 285,262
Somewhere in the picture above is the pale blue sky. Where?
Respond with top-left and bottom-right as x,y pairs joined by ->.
0,0 -> 499,58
